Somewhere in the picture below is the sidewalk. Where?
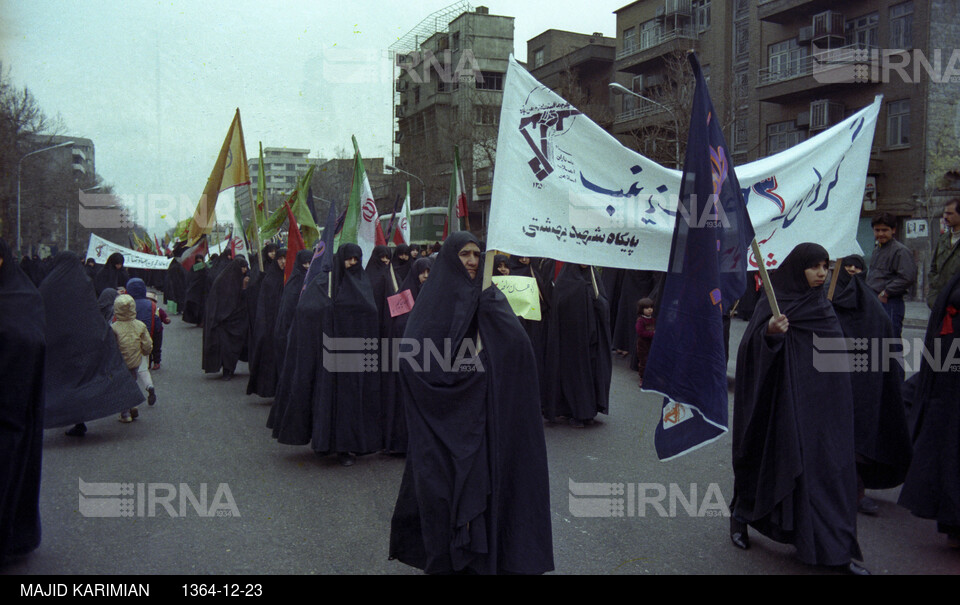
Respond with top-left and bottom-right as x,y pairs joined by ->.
726,299 -> 931,387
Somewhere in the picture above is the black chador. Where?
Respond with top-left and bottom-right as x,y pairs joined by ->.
162,258 -> 187,311
92,252 -> 130,297
732,243 -> 863,568
310,243 -> 382,460
541,263 -> 612,426
202,257 -> 249,378
267,267 -> 330,445
273,249 -> 312,369
383,256 -> 433,454
0,239 -> 46,559
831,262 -> 912,491
898,271 -> 960,546
39,251 -> 144,428
389,232 -> 554,575
246,254 -> 285,398
181,256 -> 208,325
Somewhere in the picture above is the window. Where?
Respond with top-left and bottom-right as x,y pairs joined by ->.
734,110 -> 748,152
414,86 -> 420,104
475,106 -> 498,125
767,121 -> 802,155
623,26 -> 637,53
846,13 -> 879,48
735,22 -> 749,57
534,47 -> 545,68
890,2 -> 913,49
693,0 -> 711,32
734,69 -> 749,103
767,39 -> 807,81
639,20 -> 660,50
451,31 -> 460,52
476,71 -> 504,91
437,79 -> 452,93
887,99 -> 910,147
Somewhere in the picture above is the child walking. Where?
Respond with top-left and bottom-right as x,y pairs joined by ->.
635,297 -> 656,388
111,294 -> 156,422
145,290 -> 171,370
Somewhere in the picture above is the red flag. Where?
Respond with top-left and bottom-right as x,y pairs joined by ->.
179,237 -> 208,271
375,219 -> 387,246
392,224 -> 405,245
284,203 -> 305,283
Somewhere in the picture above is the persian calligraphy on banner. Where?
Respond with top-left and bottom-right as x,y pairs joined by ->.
491,275 -> 541,321
86,233 -> 172,271
487,56 -> 881,271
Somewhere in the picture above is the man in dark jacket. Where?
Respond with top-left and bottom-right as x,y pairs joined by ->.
866,213 -> 917,338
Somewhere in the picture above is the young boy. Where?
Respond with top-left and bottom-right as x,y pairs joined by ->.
111,294 -> 156,422
145,290 -> 171,370
635,298 -> 656,388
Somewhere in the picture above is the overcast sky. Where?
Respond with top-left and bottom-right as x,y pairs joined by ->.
1,0 -> 626,231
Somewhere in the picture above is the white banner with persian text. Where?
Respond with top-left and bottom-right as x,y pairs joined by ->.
86,234 -> 172,270
487,57 -> 879,272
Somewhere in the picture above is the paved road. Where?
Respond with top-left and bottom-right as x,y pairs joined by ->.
3,315 -> 957,575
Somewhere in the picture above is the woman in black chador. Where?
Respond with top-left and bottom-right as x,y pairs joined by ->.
202,257 -> 249,380
246,250 -> 285,398
311,243 -> 381,466
273,249 -> 312,369
93,252 -> 130,297
898,270 -> 960,548
830,254 -> 912,514
389,232 -> 554,575
541,263 -> 612,428
181,255 -> 208,326
0,239 -> 46,561
731,243 -> 868,574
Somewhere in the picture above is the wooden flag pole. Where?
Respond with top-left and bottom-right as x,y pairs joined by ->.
482,250 -> 495,291
389,263 -> 399,293
589,266 -> 600,299
751,239 -> 781,318
826,258 -> 842,301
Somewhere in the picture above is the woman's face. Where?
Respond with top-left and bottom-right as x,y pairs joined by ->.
804,260 -> 828,288
410,248 -> 419,259
458,242 -> 481,280
844,264 -> 862,276
418,268 -> 430,284
345,256 -> 359,269
496,263 -> 509,276
380,255 -> 390,265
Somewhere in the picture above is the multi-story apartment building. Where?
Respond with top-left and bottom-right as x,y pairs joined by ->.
610,0 -> 732,168
527,30 -> 617,128
392,3 -> 513,234
248,147 -> 325,206
749,0 -> 960,295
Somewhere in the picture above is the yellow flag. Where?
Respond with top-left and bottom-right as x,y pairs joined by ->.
186,109 -> 250,244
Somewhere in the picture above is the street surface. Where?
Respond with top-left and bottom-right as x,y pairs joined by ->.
3,315 -> 957,575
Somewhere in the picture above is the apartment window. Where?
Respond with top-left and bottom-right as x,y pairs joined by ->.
767,121 -> 802,155
735,22 -> 749,57
534,47 -> 545,68
474,105 -> 499,125
693,0 -> 711,32
890,2 -> 913,49
734,111 -> 748,152
768,39 -> 807,80
887,99 -> 910,147
437,79 -> 452,93
639,20 -> 660,50
734,0 -> 749,20
623,26 -> 637,53
287,163 -> 296,171
451,31 -> 460,52
846,13 -> 879,48
734,69 -> 749,103
414,86 -> 420,104
476,71 -> 504,91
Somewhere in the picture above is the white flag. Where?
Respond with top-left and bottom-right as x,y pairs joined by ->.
487,56 -> 880,271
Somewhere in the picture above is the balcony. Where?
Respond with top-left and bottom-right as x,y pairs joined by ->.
757,44 -> 878,103
611,100 -> 674,133
615,27 -> 699,74
757,0 -> 835,24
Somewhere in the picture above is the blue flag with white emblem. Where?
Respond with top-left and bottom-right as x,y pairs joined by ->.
642,53 -> 755,461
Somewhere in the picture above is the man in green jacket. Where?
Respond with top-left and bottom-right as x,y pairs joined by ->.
927,198 -> 960,309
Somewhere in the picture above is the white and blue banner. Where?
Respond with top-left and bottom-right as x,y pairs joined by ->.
85,233 -> 172,271
487,56 -> 880,271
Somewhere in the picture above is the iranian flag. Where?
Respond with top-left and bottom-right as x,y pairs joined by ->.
336,136 -> 382,264
444,145 -> 469,239
394,182 -> 411,245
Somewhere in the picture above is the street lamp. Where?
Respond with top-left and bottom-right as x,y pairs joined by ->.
17,141 -> 74,255
608,83 -> 681,169
385,164 -> 426,209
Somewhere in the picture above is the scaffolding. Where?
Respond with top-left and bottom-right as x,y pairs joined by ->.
389,1 -> 473,164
